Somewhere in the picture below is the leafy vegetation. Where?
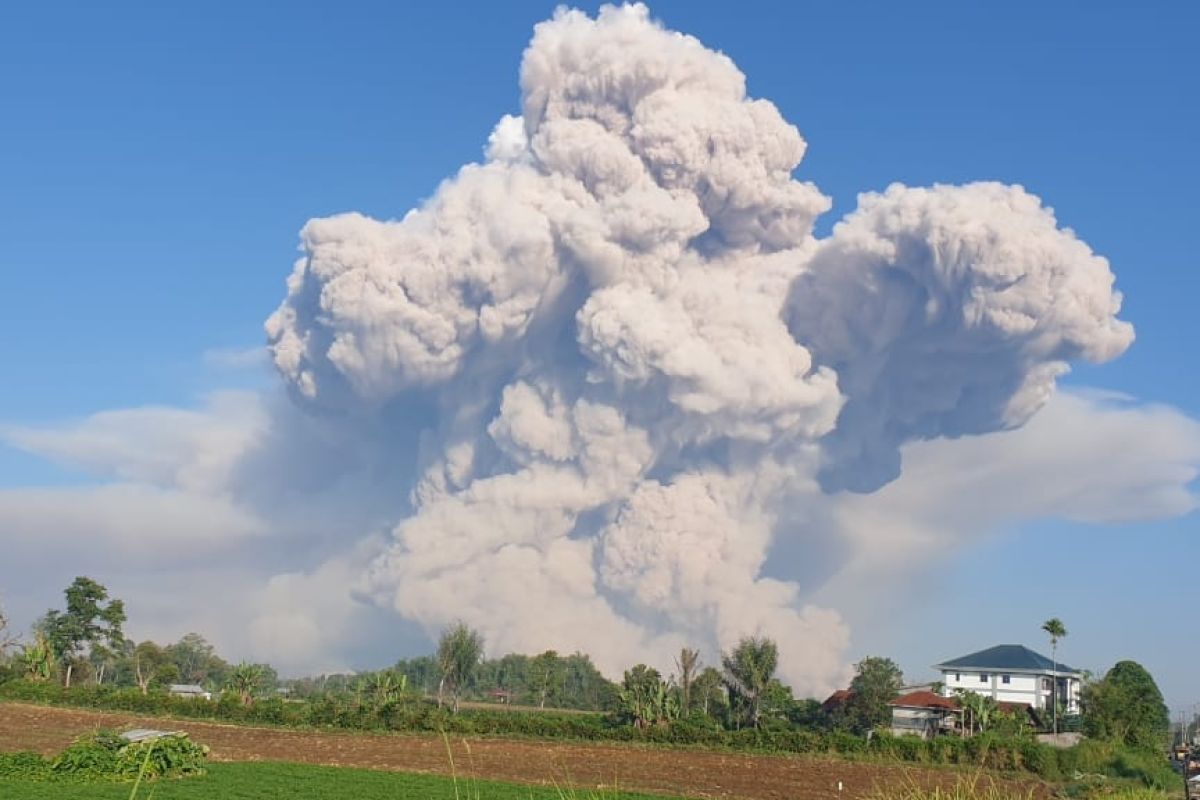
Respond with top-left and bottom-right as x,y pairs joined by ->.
436,621 -> 485,712
0,729 -> 208,783
1081,660 -> 1169,752
839,656 -> 905,735
39,577 -> 127,688
721,635 -> 778,729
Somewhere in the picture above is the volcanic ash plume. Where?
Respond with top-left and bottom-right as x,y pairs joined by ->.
265,4 -> 1132,693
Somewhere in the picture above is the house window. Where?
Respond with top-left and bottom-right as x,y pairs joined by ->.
1042,678 -> 1052,690
980,673 -> 989,683
1002,675 -> 1011,685
954,673 -> 960,682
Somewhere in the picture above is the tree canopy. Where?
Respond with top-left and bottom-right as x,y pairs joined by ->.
844,656 -> 904,734
41,577 -> 126,688
1082,660 -> 1169,751
436,622 -> 484,712
721,636 -> 778,729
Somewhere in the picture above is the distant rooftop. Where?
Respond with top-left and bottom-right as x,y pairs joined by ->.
934,644 -> 1078,674
890,690 -> 959,710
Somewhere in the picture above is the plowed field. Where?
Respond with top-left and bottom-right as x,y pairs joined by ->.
0,703 -> 1048,799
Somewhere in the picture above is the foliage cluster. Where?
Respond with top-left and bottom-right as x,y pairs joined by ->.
1081,661 -> 1170,752
0,729 -> 208,783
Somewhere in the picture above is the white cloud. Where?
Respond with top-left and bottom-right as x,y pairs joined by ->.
1,5 -> 1197,695
3,391 -> 265,494
810,389 -> 1200,622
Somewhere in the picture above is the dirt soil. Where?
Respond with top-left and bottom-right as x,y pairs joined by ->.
0,702 -> 1048,800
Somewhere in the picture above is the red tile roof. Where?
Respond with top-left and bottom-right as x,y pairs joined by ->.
889,690 -> 960,710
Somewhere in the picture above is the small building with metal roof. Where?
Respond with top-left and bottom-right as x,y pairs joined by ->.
167,684 -> 213,701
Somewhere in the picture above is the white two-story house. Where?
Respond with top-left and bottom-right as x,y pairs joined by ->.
934,644 -> 1082,714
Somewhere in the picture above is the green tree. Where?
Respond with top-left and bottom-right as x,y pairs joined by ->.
562,652 -> 619,711
130,641 -> 177,694
955,689 -> 999,735
1041,618 -> 1068,735
692,666 -> 726,718
789,697 -> 825,729
474,653 -> 528,704
226,662 -> 267,706
759,679 -> 800,727
618,664 -> 678,728
436,622 -> 484,712
845,656 -> 904,734
1082,660 -> 1169,752
42,576 -> 126,688
675,647 -> 701,714
166,633 -> 229,686
394,655 -> 440,695
528,650 -> 565,709
721,636 -> 778,729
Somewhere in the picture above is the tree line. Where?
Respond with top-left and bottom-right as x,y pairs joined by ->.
0,578 -> 1170,753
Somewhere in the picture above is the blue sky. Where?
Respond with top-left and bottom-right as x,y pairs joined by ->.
1,2 -> 1197,708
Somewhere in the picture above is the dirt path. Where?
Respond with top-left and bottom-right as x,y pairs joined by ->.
0,702 -> 1046,799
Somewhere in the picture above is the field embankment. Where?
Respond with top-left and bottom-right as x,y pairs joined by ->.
0,702 -> 1050,800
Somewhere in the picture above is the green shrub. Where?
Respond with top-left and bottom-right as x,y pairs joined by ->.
872,732 -> 928,763
0,751 -> 52,781
827,730 -> 869,755
43,729 -> 209,782
1018,739 -> 1059,779
929,735 -> 968,764
51,731 -> 123,778
115,734 -> 209,779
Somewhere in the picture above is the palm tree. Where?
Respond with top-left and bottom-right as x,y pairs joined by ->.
721,636 -> 778,729
1041,618 -> 1068,735
227,662 -> 266,706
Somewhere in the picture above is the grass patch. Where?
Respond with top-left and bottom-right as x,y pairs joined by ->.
865,774 -> 1174,800
0,760 -> 686,800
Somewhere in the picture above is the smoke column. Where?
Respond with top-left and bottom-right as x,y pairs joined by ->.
265,4 -> 1132,693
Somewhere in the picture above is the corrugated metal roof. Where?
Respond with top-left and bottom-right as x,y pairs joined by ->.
933,644 -> 1077,674
120,728 -> 184,742
890,690 -> 959,710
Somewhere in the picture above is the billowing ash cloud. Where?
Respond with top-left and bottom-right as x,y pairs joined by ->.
264,4 -> 1131,693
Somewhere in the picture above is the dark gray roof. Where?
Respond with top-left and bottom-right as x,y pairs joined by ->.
934,645 -> 1077,674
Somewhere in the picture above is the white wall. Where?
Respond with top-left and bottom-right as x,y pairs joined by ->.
941,669 -> 1079,712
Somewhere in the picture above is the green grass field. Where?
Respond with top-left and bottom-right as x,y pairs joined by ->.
0,761 -> 685,800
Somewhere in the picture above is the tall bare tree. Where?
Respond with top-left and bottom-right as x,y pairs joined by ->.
0,598 -> 20,655
675,647 -> 701,714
